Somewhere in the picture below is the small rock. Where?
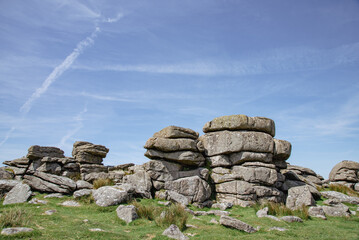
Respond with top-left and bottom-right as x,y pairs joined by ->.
44,209 -> 57,215
192,216 -> 201,220
83,219 -> 89,223
256,207 -> 269,218
269,227 -> 287,232
212,202 -> 233,211
167,191 -> 189,206
219,215 -> 257,233
184,207 -> 195,215
308,206 -> 327,220
280,216 -> 303,223
89,228 -> 104,232
350,210 -> 356,215
29,198 -> 48,205
158,201 -> 171,206
210,218 -> 219,224
61,200 -> 81,207
73,189 -> 92,198
265,215 -> 280,221
186,224 -> 198,229
162,224 -> 189,240
44,193 -> 64,198
116,205 -> 138,223
1,227 -> 33,236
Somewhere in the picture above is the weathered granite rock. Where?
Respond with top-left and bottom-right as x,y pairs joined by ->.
329,160 -> 359,183
27,145 -> 65,160
273,139 -> 292,161
280,216 -> 303,223
76,180 -> 93,189
73,189 -> 92,198
72,141 -> 109,158
167,191 -> 190,206
154,126 -> 199,139
44,209 -> 57,215
3,157 -> 30,167
24,171 -> 76,194
203,114 -> 275,137
82,172 -> 110,183
79,164 -> 108,174
61,200 -> 81,207
92,185 -> 133,207
165,176 -> 211,203
256,207 -> 269,218
122,166 -> 152,198
200,131 -> 274,157
145,149 -> 205,166
308,206 -> 327,220
44,193 -> 64,198
28,198 -> 48,204
145,137 -> 198,152
211,202 -> 233,211
0,179 -> 20,197
162,224 -> 189,240
269,227 -> 287,232
219,215 -> 257,233
116,205 -> 138,223
286,185 -> 315,210
321,191 -> 359,204
321,204 -> 351,217
108,163 -> 135,171
3,182 -> 32,205
1,227 -> 33,236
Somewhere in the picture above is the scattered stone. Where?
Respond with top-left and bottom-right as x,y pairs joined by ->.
194,210 -> 229,216
212,202 -> 233,211
186,224 -> 198,229
350,210 -> 356,215
219,215 -> 257,233
162,224 -> 189,240
116,205 -> 138,223
158,201 -> 171,206
61,200 -> 81,207
192,216 -> 201,220
321,191 -> 359,205
265,215 -> 280,221
329,160 -> 359,183
44,193 -> 64,198
29,198 -> 48,205
280,216 -> 303,223
3,182 -> 32,205
308,206 -> 327,220
256,207 -> 269,218
44,209 -> 57,215
0,168 -> 14,179
89,228 -> 105,232
269,227 -> 287,232
210,218 -> 219,224
321,204 -> 351,217
73,189 -> 92,198
0,179 -> 20,197
1,227 -> 33,236
83,219 -> 89,223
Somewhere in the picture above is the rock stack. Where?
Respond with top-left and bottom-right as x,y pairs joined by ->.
72,141 -> 109,182
281,164 -> 323,189
143,126 -> 211,204
329,160 -> 359,191
199,115 -> 291,206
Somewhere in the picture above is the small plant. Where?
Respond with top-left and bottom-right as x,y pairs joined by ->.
77,195 -> 94,204
0,207 -> 30,228
155,204 -> 188,231
69,173 -> 81,181
93,178 -> 114,189
131,200 -> 159,220
328,184 -> 359,197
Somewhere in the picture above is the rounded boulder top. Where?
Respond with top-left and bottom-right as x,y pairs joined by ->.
203,114 -> 275,137
153,126 -> 199,139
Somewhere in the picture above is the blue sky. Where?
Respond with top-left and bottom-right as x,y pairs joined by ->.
1,0 -> 358,178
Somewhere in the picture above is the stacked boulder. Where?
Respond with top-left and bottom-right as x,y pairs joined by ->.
72,141 -> 109,182
199,115 -> 291,206
329,160 -> 359,191
143,126 -> 211,204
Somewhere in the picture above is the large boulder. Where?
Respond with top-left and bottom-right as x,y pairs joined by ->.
0,179 -> 20,197
286,185 -> 315,210
154,126 -> 199,139
92,184 -> 134,207
3,183 -> 32,205
122,165 -> 152,198
72,141 -> 109,158
329,160 -> 359,183
116,205 -> 138,223
273,139 -> 292,161
203,114 -> 275,137
27,145 -> 65,160
144,137 -> 198,152
162,224 -> 189,240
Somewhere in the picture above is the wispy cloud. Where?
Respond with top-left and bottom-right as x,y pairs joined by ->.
74,42 -> 359,76
0,127 -> 16,147
58,106 -> 88,150
19,27 -> 100,114
80,92 -> 137,102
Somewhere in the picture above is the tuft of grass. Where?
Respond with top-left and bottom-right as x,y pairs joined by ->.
77,195 -> 94,204
69,173 -> 81,181
93,178 -> 114,189
327,184 -> 359,197
131,200 -> 159,220
155,204 -> 188,231
0,207 -> 30,228
254,202 -> 310,220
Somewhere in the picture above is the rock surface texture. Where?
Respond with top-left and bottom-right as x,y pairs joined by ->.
328,160 -> 359,190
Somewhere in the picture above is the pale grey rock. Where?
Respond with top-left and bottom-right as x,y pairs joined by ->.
122,166 -> 152,198
24,172 -> 76,194
89,228 -> 105,232
321,204 -> 351,217
210,218 -> 219,224
116,205 -> 138,223
162,224 -> 189,240
3,157 -> 30,167
75,152 -> 103,164
203,114 -> 275,137
287,165 -> 317,177
44,193 -> 64,198
280,216 -> 303,223
212,167 -> 231,175
216,180 -> 256,196
355,183 -> 359,191
80,164 -> 108,174
0,179 -> 20,196
286,185 -> 315,210
323,198 -> 341,206
73,189 -> 92,198
108,163 -> 135,171
158,201 -> 171,206
153,126 -> 199,139
27,145 -> 64,160
167,191 -> 189,206
194,210 -> 229,216
92,185 -> 132,207
0,167 -> 15,179
269,227 -> 287,232
265,215 -> 280,221
186,224 -> 198,229
350,210 -> 356,215
36,162 -> 62,175
219,215 -> 257,233
273,139 -> 292,161
72,141 -> 109,158
321,191 -> 359,204
230,152 -> 273,165
28,198 -> 48,204
207,155 -> 232,167
165,176 -> 211,203
3,183 -> 32,205
200,131 -> 274,157
144,137 -> 198,152
155,190 -> 168,200
308,206 -> 327,220
145,149 -> 205,166
76,180 -> 93,189
61,200 -> 81,207
82,172 -> 110,183
44,209 -> 57,215
4,166 -> 26,175
241,161 -> 277,169
329,160 -> 359,183
1,227 -> 33,236
211,202 -> 233,211
256,207 -> 268,218
192,200 -> 213,209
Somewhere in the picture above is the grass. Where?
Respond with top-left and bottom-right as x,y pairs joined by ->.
0,207 -> 30,228
0,193 -> 358,239
154,204 -> 188,231
93,178 -> 114,189
253,202 -> 310,220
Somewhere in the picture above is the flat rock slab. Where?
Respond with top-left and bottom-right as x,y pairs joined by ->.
44,193 -> 64,198
1,227 -> 33,236
89,228 -> 105,232
269,227 -> 287,232
44,209 -> 57,215
321,191 -> 359,204
29,198 -> 48,205
162,224 -> 189,240
73,189 -> 92,198
116,205 -> 138,223
220,215 -> 257,233
280,216 -> 303,223
61,200 -> 81,207
3,182 -> 32,205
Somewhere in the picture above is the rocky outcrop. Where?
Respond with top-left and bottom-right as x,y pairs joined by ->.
329,160 -> 359,189
201,114 -> 290,206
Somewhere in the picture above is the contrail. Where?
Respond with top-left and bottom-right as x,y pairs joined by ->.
20,26 -> 100,114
